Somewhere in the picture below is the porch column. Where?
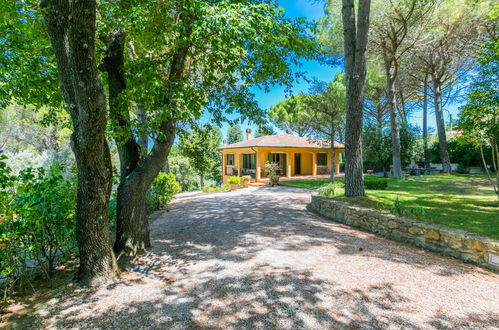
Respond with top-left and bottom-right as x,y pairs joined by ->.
236,153 -> 241,177
286,152 -> 292,178
334,151 -> 340,175
312,153 -> 317,177
256,150 -> 261,181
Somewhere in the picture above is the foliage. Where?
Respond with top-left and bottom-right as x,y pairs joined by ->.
227,125 -> 244,144
0,155 -> 76,298
227,176 -> 241,185
363,123 -> 422,172
168,153 -> 199,192
318,181 -> 344,197
147,173 -> 181,212
364,177 -> 388,190
254,125 -> 276,138
428,138 -> 493,168
269,94 -> 313,137
265,161 -> 280,177
386,197 -> 426,218
458,13 -> 498,197
241,175 -> 252,181
179,125 -> 222,188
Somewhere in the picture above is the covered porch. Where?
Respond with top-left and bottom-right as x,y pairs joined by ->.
222,148 -> 344,183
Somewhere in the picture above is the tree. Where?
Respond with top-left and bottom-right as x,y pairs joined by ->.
227,125 -> 244,144
459,13 -> 498,197
305,74 -> 346,181
408,0 -> 490,174
2,0 -> 319,278
341,0 -> 371,196
180,125 -> 222,189
369,0 -> 433,179
254,125 -> 276,138
98,1 -> 319,258
40,0 -> 119,284
269,94 -> 314,137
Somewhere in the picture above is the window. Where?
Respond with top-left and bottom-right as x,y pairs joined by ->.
226,154 -> 234,166
317,153 -> 327,166
242,154 -> 256,169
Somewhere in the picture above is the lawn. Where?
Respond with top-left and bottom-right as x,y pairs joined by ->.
281,175 -> 499,239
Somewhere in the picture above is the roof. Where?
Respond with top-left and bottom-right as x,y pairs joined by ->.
218,134 -> 345,150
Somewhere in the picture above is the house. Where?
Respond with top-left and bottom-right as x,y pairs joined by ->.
219,130 -> 345,183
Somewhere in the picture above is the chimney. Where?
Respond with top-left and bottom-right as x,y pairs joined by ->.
246,128 -> 251,141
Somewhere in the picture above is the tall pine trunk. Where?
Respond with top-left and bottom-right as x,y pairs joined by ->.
330,128 -> 336,182
432,76 -> 451,174
342,0 -> 371,197
41,0 -> 119,285
423,75 -> 429,168
384,58 -> 402,179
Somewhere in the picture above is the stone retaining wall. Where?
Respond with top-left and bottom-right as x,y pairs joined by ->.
308,195 -> 499,272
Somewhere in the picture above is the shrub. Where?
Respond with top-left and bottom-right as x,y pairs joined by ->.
318,181 -> 344,198
227,176 -> 240,185
364,177 -> 388,190
148,172 -> 181,212
388,197 -> 426,218
241,175 -> 251,181
0,156 -> 77,299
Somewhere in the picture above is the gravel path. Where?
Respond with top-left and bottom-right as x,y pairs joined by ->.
29,186 -> 499,329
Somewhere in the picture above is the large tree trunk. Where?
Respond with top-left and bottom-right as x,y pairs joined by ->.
384,58 -> 403,179
342,0 -> 371,197
432,76 -> 451,174
41,0 -> 119,285
423,75 -> 430,168
102,24 -> 188,259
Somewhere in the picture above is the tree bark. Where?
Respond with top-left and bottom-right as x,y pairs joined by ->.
432,76 -> 451,174
41,0 -> 119,285
423,75 -> 430,168
342,0 -> 371,197
101,20 -> 191,259
384,57 -> 402,179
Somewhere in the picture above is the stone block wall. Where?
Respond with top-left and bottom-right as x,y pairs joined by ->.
308,195 -> 499,272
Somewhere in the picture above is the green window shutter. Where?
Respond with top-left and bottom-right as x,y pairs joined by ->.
251,154 -> 256,169
268,153 -> 273,162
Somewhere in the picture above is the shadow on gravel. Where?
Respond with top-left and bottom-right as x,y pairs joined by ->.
147,185 -> 491,277
46,264 -> 498,329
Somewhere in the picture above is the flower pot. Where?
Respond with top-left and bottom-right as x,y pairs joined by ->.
230,183 -> 238,191
243,179 -> 250,188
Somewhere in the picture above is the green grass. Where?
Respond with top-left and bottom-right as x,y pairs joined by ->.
282,175 -> 499,239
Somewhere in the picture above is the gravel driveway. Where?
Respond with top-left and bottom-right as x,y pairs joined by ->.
29,186 -> 499,329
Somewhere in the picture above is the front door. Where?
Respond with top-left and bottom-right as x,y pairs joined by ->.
295,153 -> 301,175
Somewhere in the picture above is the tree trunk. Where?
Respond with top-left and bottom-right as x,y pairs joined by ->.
342,0 -> 371,197
101,29 -> 180,259
432,76 -> 451,174
200,175 -> 205,189
384,57 -> 403,179
41,0 -> 119,285
330,129 -> 336,182
423,75 -> 429,168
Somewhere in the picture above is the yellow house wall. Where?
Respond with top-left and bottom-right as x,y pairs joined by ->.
221,147 -> 345,183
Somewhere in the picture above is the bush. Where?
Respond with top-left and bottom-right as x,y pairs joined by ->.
147,172 -> 181,212
318,181 -> 344,198
0,155 -> 77,298
241,175 -> 251,181
364,177 -> 388,190
227,176 -> 240,185
387,197 -> 426,218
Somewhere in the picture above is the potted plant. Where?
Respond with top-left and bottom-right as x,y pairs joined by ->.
268,173 -> 280,187
241,175 -> 252,188
265,161 -> 281,187
227,176 -> 240,191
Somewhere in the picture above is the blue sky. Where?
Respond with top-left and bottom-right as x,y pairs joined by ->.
217,0 -> 464,140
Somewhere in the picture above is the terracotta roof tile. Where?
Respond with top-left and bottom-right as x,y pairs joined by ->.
218,134 -> 345,150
